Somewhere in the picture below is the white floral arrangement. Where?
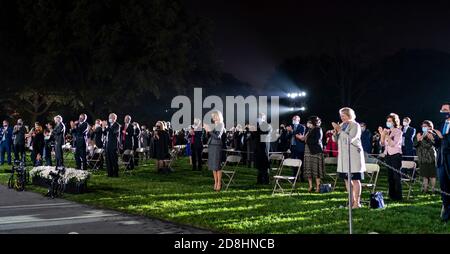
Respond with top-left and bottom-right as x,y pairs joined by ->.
30,166 -> 91,184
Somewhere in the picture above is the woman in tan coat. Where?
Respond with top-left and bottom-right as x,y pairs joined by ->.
332,107 -> 366,208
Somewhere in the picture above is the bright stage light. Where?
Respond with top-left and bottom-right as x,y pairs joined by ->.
287,93 -> 291,98
302,92 -> 306,96
299,107 -> 306,111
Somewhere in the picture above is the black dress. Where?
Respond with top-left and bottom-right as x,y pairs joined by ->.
153,130 -> 170,160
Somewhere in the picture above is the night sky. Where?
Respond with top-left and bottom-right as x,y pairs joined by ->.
188,0 -> 450,88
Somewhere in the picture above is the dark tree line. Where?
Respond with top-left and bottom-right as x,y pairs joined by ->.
0,0 -> 220,124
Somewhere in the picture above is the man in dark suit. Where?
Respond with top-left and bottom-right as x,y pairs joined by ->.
360,122 -> 372,155
92,119 -> 104,170
254,113 -> 272,185
0,120 -> 13,165
121,115 -> 134,170
191,119 -> 205,171
435,102 -> 450,222
402,117 -> 416,161
13,119 -> 27,162
287,115 -> 306,180
53,115 -> 65,167
92,119 -> 103,149
71,114 -> 89,170
104,113 -> 120,177
132,122 -> 140,167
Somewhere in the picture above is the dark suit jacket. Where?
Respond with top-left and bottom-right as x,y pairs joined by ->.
13,126 -> 26,146
436,122 -> 450,175
306,127 -> 323,155
93,126 -> 103,148
254,122 -> 271,169
121,124 -> 134,150
71,121 -> 88,146
0,126 -> 13,146
287,124 -> 306,152
361,129 -> 373,154
53,123 -> 65,147
104,122 -> 120,150
193,129 -> 205,148
402,126 -> 416,155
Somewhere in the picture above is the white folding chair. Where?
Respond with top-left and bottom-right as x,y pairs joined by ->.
324,157 -> 338,190
121,149 -> 134,174
163,149 -> 178,171
272,158 -> 302,196
135,147 -> 146,164
361,163 -> 380,193
268,153 -> 284,176
401,160 -> 417,200
87,148 -> 104,171
221,155 -> 241,191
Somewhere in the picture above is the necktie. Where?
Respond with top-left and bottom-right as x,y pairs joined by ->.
443,122 -> 449,135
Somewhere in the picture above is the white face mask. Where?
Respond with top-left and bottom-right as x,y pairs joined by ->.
292,120 -> 299,125
109,119 -> 113,124
403,121 -> 409,126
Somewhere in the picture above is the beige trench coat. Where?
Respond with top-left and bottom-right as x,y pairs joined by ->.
333,120 -> 366,174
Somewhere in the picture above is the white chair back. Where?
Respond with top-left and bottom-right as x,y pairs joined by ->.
324,157 -> 337,165
269,153 -> 284,161
401,161 -> 416,169
123,149 -> 133,155
282,158 -> 302,168
365,163 -> 380,174
226,155 -> 242,163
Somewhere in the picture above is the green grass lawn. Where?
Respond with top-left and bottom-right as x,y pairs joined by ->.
0,154 -> 448,234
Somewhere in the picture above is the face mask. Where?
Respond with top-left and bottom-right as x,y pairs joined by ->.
292,120 -> 299,125
386,122 -> 393,129
441,110 -> 450,119
361,127 -> 366,131
109,119 -> 113,123
422,127 -> 429,133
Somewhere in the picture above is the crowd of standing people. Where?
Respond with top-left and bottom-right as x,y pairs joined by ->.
1,102 -> 449,220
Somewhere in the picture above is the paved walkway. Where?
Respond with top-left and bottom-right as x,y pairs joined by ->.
0,185 -> 211,234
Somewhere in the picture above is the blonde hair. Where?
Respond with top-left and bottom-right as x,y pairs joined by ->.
211,110 -> 224,124
156,121 -> 167,131
339,107 -> 356,121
